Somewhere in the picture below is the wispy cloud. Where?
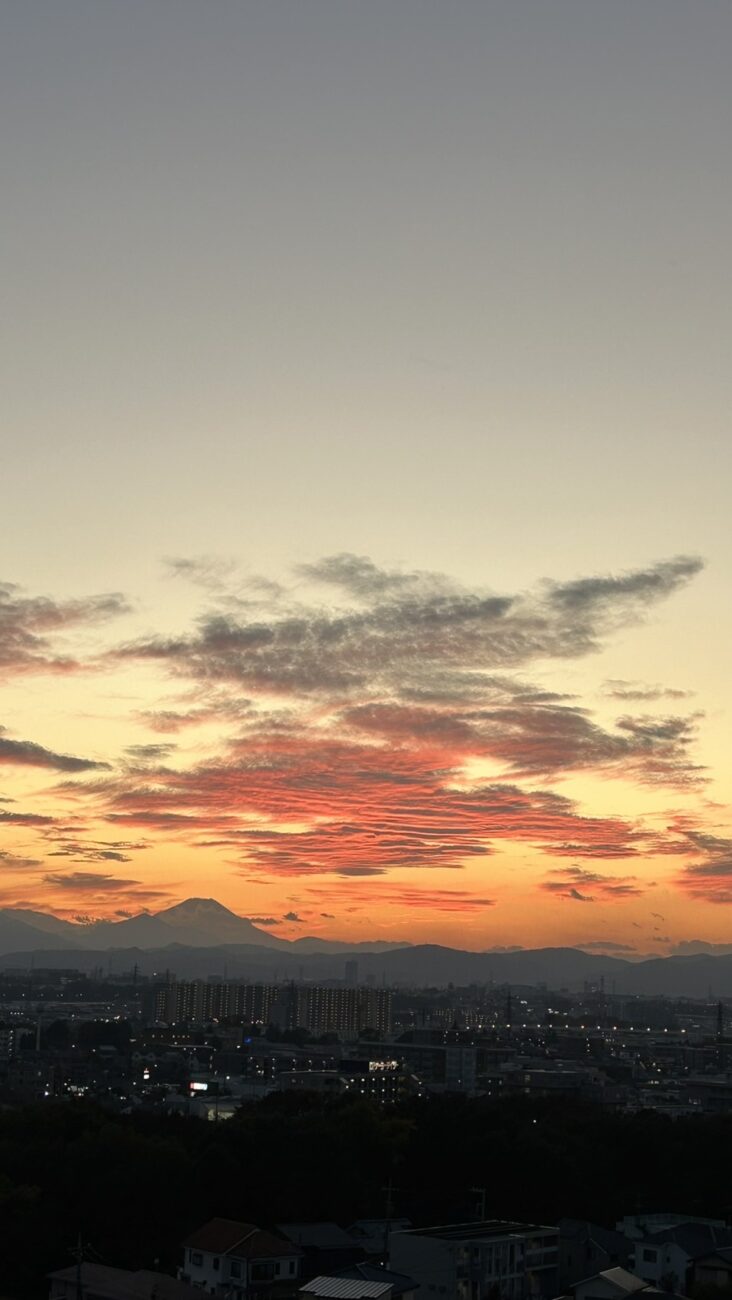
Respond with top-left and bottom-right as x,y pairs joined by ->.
42,871 -> 142,891
164,555 -> 239,591
0,728 -> 110,773
604,679 -> 693,702
124,743 -> 176,762
104,555 -> 707,803
0,580 -> 128,678
540,865 -> 646,902
0,808 -> 55,826
307,884 -> 497,913
113,554 -> 704,704
675,828 -> 732,903
0,849 -> 43,869
547,556 -> 703,615
45,836 -> 149,864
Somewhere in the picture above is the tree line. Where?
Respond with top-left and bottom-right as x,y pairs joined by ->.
1,1093 -> 731,1298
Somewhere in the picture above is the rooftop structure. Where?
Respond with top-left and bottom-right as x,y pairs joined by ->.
300,1279 -> 392,1300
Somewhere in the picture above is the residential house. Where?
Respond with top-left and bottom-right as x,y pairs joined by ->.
276,1225 -> 365,1282
626,1220 -> 732,1293
180,1219 -> 302,1300
691,1247 -> 732,1291
559,1221 -> 633,1291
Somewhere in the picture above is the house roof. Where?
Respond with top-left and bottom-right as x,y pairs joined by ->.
696,1248 -> 732,1266
300,1278 -> 392,1300
49,1264 -> 200,1300
574,1268 -> 658,1296
347,1223 -> 413,1253
236,1229 -> 302,1261
349,1222 -> 412,1239
599,1269 -> 650,1292
278,1224 -> 359,1251
642,1224 -> 732,1259
396,1220 -> 555,1243
560,1220 -> 631,1258
184,1219 -> 301,1259
332,1264 -> 417,1297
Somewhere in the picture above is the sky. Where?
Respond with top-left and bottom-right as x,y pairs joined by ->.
1,1 -> 731,955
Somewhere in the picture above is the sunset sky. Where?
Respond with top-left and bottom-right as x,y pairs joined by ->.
2,1 -> 731,954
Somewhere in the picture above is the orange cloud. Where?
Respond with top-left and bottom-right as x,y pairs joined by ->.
1,556 -> 725,930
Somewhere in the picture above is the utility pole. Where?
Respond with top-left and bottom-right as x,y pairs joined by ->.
382,1177 -> 396,1267
471,1187 -> 487,1221
70,1232 -> 84,1300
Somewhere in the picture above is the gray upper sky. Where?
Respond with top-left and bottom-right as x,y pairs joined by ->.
2,1 -> 730,635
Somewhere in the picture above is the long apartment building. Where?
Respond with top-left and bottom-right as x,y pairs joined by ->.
281,984 -> 392,1036
154,980 -> 279,1026
154,981 -> 392,1036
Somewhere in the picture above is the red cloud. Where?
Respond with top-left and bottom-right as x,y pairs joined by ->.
10,554 -> 715,900
540,865 -> 646,902
77,733 -> 652,879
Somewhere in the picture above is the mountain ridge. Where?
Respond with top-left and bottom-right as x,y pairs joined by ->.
1,940 -> 732,996
0,898 -> 411,955
4,898 -> 732,996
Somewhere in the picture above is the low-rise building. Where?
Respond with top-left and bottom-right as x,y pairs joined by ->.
559,1221 -> 632,1291
277,1225 -> 364,1281
347,1224 -> 413,1263
628,1219 -> 732,1294
389,1220 -> 558,1300
180,1218 -> 302,1300
691,1247 -> 732,1291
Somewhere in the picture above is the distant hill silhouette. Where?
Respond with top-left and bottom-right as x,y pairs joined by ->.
2,900 -> 732,995
0,897 -> 409,957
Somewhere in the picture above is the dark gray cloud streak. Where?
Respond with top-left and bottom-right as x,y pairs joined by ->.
540,865 -> 645,901
0,581 -> 128,677
115,554 -> 703,698
548,556 -> 703,613
110,554 -> 704,788
43,871 -> 141,890
604,679 -> 693,702
0,729 -> 110,773
676,829 -> 732,902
